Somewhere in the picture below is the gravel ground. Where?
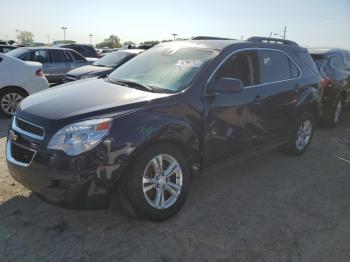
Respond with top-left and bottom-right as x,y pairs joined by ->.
0,111 -> 350,262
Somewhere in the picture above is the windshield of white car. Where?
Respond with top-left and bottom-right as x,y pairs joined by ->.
93,51 -> 130,67
109,46 -> 216,93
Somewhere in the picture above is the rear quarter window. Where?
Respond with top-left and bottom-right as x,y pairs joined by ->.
259,50 -> 296,83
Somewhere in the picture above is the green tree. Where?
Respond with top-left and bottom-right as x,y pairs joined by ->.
96,35 -> 121,48
18,31 -> 34,44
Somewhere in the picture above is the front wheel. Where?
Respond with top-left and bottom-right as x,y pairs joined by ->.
283,112 -> 314,155
120,143 -> 192,222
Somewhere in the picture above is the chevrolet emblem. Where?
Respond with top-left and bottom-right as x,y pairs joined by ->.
8,130 -> 18,142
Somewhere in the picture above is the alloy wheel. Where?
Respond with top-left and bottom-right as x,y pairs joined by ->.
0,93 -> 23,115
295,120 -> 313,151
142,154 -> 183,209
334,100 -> 342,124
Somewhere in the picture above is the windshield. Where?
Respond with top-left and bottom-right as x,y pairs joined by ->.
93,51 -> 130,67
6,48 -> 29,58
109,46 -> 216,92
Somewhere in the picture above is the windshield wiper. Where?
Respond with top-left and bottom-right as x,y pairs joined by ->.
107,78 -> 153,92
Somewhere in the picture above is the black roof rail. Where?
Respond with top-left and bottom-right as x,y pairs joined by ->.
247,36 -> 299,47
191,36 -> 235,40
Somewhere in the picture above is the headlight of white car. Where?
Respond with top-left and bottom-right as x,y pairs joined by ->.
47,118 -> 111,156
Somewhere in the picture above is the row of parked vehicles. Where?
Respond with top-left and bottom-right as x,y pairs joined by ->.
3,36 -> 350,221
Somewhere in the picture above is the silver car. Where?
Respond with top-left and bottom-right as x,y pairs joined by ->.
6,47 -> 94,83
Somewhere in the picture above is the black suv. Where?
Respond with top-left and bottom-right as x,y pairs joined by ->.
309,49 -> 350,127
59,44 -> 99,58
6,37 -> 322,221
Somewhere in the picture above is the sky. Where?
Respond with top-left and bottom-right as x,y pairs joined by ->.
1,0 -> 349,49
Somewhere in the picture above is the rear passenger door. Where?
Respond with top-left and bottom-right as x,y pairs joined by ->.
50,50 -> 74,82
256,49 -> 301,141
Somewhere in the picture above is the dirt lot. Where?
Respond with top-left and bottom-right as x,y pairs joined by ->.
0,112 -> 350,262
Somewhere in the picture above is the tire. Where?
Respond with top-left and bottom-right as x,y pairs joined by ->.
119,143 -> 192,222
283,112 -> 315,155
321,96 -> 344,128
0,88 -> 28,118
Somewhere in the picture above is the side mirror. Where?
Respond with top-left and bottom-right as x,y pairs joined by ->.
214,77 -> 243,93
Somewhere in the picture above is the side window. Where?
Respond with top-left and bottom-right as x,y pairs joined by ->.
331,54 -> 345,70
30,50 -> 50,63
51,50 -> 71,63
215,51 -> 259,87
70,50 -> 87,62
259,50 -> 293,83
0,57 -> 3,63
63,51 -> 73,62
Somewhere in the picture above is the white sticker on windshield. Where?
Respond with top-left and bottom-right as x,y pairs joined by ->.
175,60 -> 203,68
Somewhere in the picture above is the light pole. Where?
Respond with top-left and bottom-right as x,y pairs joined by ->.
89,34 -> 93,45
172,33 -> 177,41
16,30 -> 19,42
46,34 -> 50,45
61,27 -> 67,41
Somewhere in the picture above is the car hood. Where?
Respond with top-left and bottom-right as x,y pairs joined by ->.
67,65 -> 113,77
19,78 -> 170,120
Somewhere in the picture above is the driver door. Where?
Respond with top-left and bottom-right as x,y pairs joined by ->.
203,50 -> 266,166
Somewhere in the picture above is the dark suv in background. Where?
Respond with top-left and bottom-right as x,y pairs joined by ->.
58,44 -> 99,58
6,37 -> 321,221
309,49 -> 350,127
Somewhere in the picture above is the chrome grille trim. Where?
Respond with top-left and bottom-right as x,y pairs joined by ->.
12,116 -> 45,140
6,141 -> 37,167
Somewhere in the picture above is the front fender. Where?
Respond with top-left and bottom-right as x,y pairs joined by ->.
96,109 -> 202,184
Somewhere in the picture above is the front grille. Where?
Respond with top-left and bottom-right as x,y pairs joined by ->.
10,142 -> 36,165
16,118 -> 44,137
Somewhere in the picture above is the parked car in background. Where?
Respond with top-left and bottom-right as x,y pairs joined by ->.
0,45 -> 18,53
6,47 -> 94,83
309,48 -> 350,127
6,37 -> 322,221
57,44 -> 99,58
63,49 -> 144,82
0,53 -> 49,116
97,48 -> 112,57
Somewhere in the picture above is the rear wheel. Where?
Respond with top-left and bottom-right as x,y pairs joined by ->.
0,88 -> 27,117
119,143 -> 191,222
283,112 -> 314,155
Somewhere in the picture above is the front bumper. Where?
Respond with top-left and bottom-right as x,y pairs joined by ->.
5,118 -> 127,208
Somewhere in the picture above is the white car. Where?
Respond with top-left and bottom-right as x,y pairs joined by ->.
0,53 -> 49,117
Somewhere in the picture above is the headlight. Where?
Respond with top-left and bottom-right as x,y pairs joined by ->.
47,118 -> 111,156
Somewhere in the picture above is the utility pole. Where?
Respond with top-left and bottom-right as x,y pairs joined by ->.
89,34 -> 93,45
61,26 -> 67,41
172,33 -> 177,41
283,26 -> 287,39
46,34 -> 50,45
